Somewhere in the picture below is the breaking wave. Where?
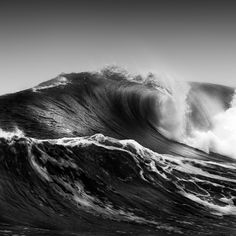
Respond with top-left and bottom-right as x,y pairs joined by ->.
0,67 -> 236,235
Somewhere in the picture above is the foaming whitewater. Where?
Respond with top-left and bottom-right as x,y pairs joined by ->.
0,127 -> 24,139
0,68 -> 236,235
185,90 -> 236,158
145,74 -> 236,159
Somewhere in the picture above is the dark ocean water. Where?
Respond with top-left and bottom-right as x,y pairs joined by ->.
0,71 -> 236,235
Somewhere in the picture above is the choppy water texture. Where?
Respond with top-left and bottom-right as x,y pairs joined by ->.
0,70 -> 236,235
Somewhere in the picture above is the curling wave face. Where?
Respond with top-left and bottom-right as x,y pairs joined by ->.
0,71 -> 235,159
0,69 -> 236,235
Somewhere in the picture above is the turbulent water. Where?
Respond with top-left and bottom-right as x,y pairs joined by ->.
0,70 -> 236,235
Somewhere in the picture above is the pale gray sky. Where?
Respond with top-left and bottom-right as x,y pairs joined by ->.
0,1 -> 236,95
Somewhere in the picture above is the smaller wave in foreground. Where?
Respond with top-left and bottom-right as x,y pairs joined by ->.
0,131 -> 236,235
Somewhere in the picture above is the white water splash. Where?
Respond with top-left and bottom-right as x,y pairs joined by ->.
186,91 -> 236,159
150,74 -> 236,159
32,74 -> 69,92
0,128 -> 24,139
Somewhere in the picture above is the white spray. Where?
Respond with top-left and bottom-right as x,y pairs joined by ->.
186,91 -> 236,158
146,73 -> 236,159
144,73 -> 191,141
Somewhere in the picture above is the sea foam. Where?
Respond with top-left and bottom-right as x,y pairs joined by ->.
186,91 -> 236,159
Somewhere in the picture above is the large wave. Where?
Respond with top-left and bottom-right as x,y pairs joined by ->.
0,68 -> 236,235
1,69 -> 235,159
